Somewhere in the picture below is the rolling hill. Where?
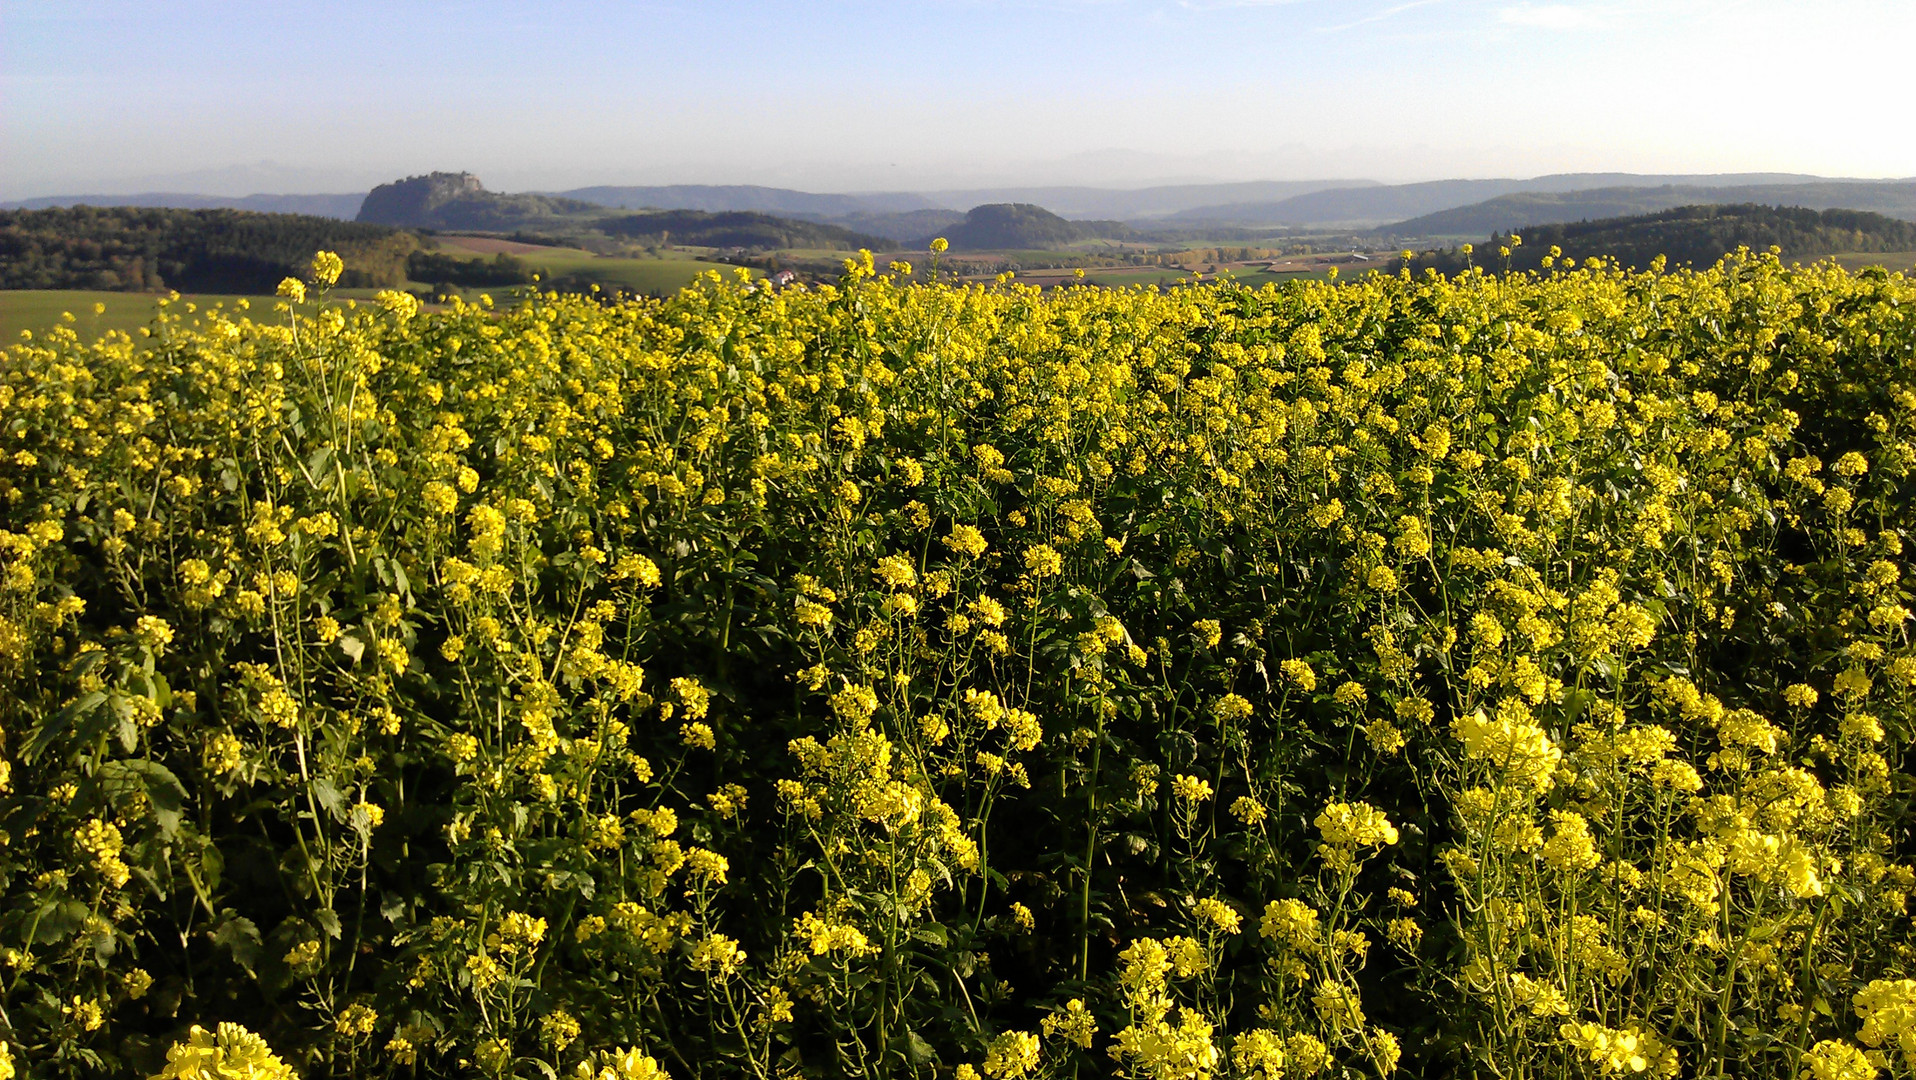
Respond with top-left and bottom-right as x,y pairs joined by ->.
1166,172 -> 1863,227
920,180 -> 1376,220
784,209 -> 967,244
20,173 -> 1905,236
1389,181 -> 1916,237
924,204 -> 1135,251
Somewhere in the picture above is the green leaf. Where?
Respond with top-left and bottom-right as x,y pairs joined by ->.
25,690 -> 105,762
188,837 -> 225,912
897,1030 -> 937,1066
311,777 -> 347,820
337,633 -> 366,664
35,900 -> 90,943
313,908 -> 343,939
98,760 -> 189,838
110,691 -> 139,752
209,911 -> 262,976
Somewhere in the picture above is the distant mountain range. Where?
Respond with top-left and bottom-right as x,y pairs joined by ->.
545,180 -> 1373,241
557,185 -> 942,217
9,172 -> 1916,242
1164,173 -> 1856,227
918,180 -> 1377,220
0,191 -> 368,219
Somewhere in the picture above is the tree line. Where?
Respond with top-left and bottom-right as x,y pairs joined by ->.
0,206 -> 418,293
1407,204 -> 1916,276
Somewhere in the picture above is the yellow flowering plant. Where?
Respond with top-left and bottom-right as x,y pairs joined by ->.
0,247 -> 1910,1079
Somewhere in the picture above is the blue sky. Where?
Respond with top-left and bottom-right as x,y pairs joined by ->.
4,0 -> 1913,197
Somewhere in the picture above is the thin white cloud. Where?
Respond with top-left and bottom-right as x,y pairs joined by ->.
1498,3 -> 1605,28
1174,0 -> 1319,9
1317,0 -> 1448,33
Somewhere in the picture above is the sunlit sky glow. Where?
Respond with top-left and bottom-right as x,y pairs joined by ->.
4,0 -> 1913,198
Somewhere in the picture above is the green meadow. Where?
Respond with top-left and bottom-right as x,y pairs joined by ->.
0,291 -> 255,342
430,237 -> 754,294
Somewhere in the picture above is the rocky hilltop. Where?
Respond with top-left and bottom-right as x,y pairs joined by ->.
355,172 -> 603,230
355,172 -> 487,226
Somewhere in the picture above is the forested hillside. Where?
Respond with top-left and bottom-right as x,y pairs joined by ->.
599,209 -> 889,251
927,203 -> 1135,250
1390,181 -> 1916,236
0,206 -> 417,292
1407,204 -> 1916,275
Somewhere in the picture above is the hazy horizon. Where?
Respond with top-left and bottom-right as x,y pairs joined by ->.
6,0 -> 1915,201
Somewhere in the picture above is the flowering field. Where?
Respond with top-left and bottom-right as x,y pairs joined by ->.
2,247 -> 1913,1080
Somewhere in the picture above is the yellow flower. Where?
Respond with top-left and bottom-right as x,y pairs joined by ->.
1557,1021 -> 1677,1077
335,1003 -> 377,1038
1540,810 -> 1601,873
1231,1029 -> 1288,1080
310,250 -> 344,288
1452,703 -> 1562,793
1784,683 -> 1819,709
1042,998 -> 1097,1048
983,1030 -> 1040,1079
135,614 -> 174,651
541,1009 -> 581,1051
592,1047 -> 671,1080
1281,659 -> 1318,692
689,933 -> 747,974
944,523 -> 989,558
423,481 -> 458,514
1854,979 -> 1916,1061
1800,1039 -> 1878,1080
1023,543 -> 1063,578
1194,897 -> 1241,934
1171,774 -> 1213,803
1259,898 -> 1320,949
1315,801 -> 1398,867
152,1023 -> 297,1080
351,800 -> 385,833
